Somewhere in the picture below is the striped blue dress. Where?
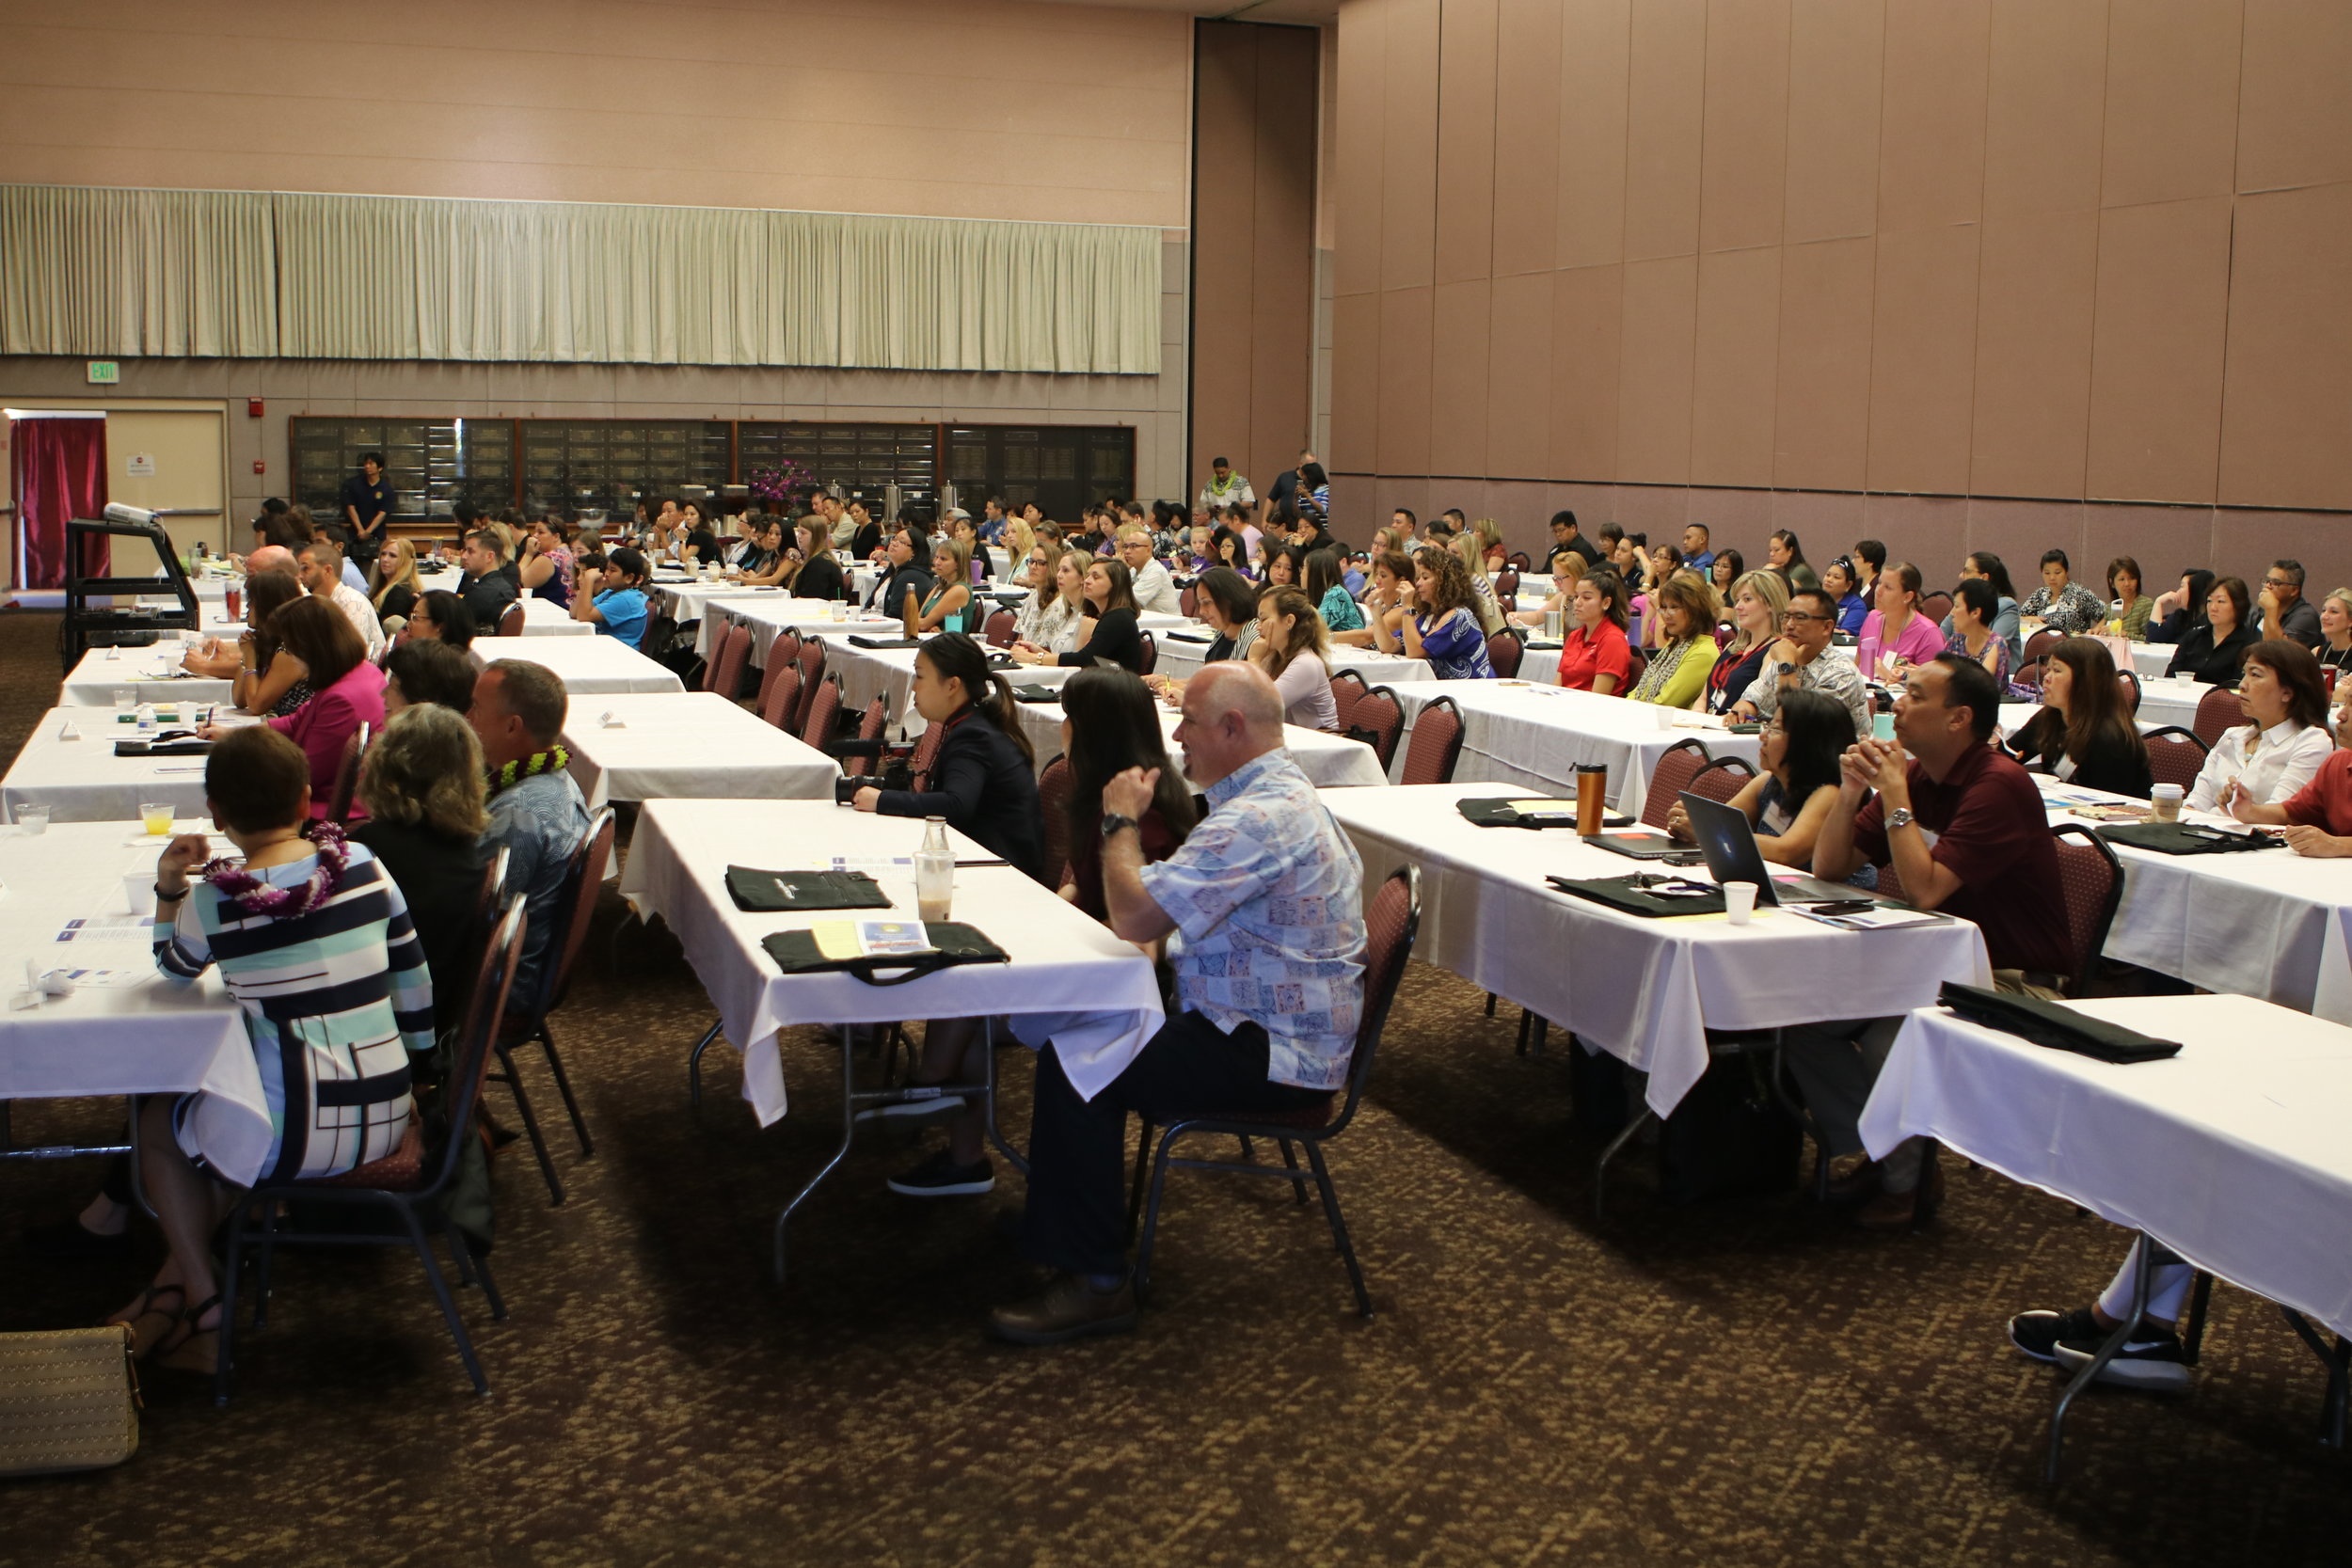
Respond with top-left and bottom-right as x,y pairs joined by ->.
154,846 -> 436,1183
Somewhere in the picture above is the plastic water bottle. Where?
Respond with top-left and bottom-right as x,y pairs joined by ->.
915,817 -> 954,923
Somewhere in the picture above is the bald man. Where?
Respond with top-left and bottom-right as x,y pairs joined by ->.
991,661 -> 1367,1346
182,546 -> 301,677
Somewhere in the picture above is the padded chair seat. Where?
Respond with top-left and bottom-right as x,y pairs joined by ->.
1192,1094 -> 1335,1131
296,1117 -> 426,1192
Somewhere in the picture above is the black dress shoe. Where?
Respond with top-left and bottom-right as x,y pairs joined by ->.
24,1217 -> 134,1260
989,1273 -> 1138,1346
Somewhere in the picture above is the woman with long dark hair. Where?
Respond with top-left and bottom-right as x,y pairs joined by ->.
1014,559 -> 1143,673
2165,576 -> 2258,685
1249,585 -> 1339,732
2006,639 -> 2152,798
1377,545 -> 1495,678
405,588 -> 477,653
1305,547 -> 1363,635
851,632 -> 1047,1200
230,569 -> 312,717
1057,667 -> 1196,921
1665,687 -> 1856,868
2184,639 -> 2333,813
1767,529 -> 1819,592
2149,567 -> 2217,646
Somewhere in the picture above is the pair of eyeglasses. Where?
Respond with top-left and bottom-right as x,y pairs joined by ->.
1784,611 -> 1833,625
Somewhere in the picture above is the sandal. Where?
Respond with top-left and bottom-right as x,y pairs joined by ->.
153,1292 -> 223,1376
105,1283 -> 186,1360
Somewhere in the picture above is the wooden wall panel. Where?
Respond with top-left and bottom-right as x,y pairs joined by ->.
1549,264 -> 1624,479
1490,0 -> 1565,277
1555,0 -> 1633,269
1429,279 -> 1495,475
1772,236 -> 1876,490
1435,0 -> 1501,284
2085,196 -> 2233,503
2217,182 -> 2352,509
1982,0 -> 2108,216
1333,0 -> 1389,296
1866,223 -> 1980,492
1615,256 -> 1698,483
2100,0 -> 2244,208
1690,245 -> 1783,486
1875,0 -> 1990,233
1380,0 -> 1443,289
2237,0 -> 2352,193
1782,0 -> 1885,244
1377,285 -> 1437,474
1698,0 -> 1791,254
1620,0 -> 1708,261
1486,270 -> 1557,476
1970,208 -> 2099,499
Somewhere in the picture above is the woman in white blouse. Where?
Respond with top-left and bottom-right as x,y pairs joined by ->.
2186,640 -> 2336,813
1248,585 -> 1339,733
1010,542 -> 1090,657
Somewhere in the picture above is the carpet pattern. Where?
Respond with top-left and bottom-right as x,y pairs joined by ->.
2,606 -> 2347,1566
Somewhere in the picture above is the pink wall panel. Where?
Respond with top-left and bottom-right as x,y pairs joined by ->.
1865,223 -> 1981,494
1620,0 -> 1708,261
2217,182 -> 2352,511
1698,0 -> 1792,253
1689,245 -> 1782,486
1970,208 -> 2099,499
2237,0 -> 2352,193
1981,0 -> 2108,216
1782,0 -> 1886,243
1615,255 -> 1699,483
1486,271 -> 1557,477
2100,0 -> 2245,209
1556,0 -> 1633,268
1435,0 -> 1502,285
1772,236 -> 1876,490
1874,0 -> 1991,234
1491,0 -> 1566,277
2085,197 -> 2233,504
1429,279 -> 1496,476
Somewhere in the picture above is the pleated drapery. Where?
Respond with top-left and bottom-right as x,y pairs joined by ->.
3,185 -> 1161,374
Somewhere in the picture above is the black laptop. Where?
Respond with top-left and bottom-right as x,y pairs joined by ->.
1677,791 -> 1869,907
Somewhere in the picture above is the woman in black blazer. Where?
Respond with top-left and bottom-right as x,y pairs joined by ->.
853,632 -> 1044,884
1013,557 -> 1144,673
790,519 -> 844,600
2005,638 -> 2153,798
2165,575 -> 2259,686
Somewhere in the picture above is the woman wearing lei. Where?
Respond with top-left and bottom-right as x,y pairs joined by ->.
111,726 -> 436,1377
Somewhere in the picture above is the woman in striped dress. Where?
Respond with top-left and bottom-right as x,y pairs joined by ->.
110,725 -> 435,1375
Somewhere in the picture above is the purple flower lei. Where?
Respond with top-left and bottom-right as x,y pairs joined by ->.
201,820 -> 350,920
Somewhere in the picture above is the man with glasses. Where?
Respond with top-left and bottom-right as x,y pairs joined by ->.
1116,524 -> 1182,614
2259,558 -> 2323,649
1733,587 -> 1870,737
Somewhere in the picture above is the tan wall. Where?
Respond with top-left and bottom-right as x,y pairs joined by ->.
1188,21 -> 1321,506
1331,0 -> 2352,585
0,0 -> 1190,228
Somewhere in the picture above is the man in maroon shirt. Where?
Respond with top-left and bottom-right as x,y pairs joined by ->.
2228,722 -> 2352,853
1791,654 -> 2073,1228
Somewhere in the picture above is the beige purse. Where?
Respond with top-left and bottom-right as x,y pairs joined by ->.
0,1325 -> 141,1476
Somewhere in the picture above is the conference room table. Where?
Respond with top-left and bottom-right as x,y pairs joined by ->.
60,641 -> 238,709
1326,782 -> 1991,1117
650,576 -> 794,629
1386,682 -> 1764,818
558,693 -> 840,811
1860,992 -> 2352,1469
2,709 -> 242,824
698,600 -> 905,665
514,596 -> 593,637
0,818 -> 273,1178
618,800 -> 1164,1277
1006,696 -> 1390,789
2131,673 -> 2219,733
1156,637 -> 1431,689
815,632 -> 1077,731
465,635 -> 685,697
2033,778 -> 2352,1023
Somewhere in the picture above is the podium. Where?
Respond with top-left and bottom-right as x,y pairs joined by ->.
59,509 -> 200,670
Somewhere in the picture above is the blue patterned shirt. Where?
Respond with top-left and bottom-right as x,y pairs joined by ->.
482,768 -> 590,1004
1138,750 -> 1366,1090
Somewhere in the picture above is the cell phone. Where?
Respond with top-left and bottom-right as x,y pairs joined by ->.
1804,899 -> 1877,915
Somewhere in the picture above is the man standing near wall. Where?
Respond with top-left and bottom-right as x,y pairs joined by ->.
1197,456 -> 1254,518
1263,449 -> 1312,524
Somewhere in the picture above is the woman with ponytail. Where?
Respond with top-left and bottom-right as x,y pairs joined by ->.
852,631 -> 1045,884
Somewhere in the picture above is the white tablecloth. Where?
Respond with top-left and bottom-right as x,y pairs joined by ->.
1327,783 -> 1992,1114
465,635 -> 684,697
700,600 -> 902,665
2133,674 -> 2218,733
4,709 -> 229,824
2128,642 -> 2176,680
516,596 -> 593,637
0,820 -> 272,1184
618,800 -> 1165,1117
2031,783 -> 2352,1022
1861,994 -> 2352,1338
60,646 -> 235,709
1388,682 -> 1762,818
1156,638 -> 1432,689
560,693 -> 840,810
1009,699 -> 1388,789
653,578 -> 795,631
816,633 -> 1076,733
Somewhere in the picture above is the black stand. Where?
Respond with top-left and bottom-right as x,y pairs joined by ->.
60,512 -> 201,670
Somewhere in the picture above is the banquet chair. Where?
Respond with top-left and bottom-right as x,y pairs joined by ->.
1685,754 -> 1756,805
1037,754 -> 1073,893
705,625 -> 754,702
837,696 -> 887,778
1623,646 -> 1647,693
2193,686 -> 2242,748
326,721 -> 372,826
1125,866 -> 1420,1317
638,612 -> 680,664
490,807 -> 615,1206
1397,695 -> 1466,785
1507,551 -> 1533,572
2049,824 -> 2125,998
1494,567 -> 1520,605
213,898 -> 526,1404
792,638 -> 829,734
797,675 -> 841,752
2021,627 -> 2062,673
758,666 -> 803,731
1329,669 -> 1369,732
1640,738 -> 1713,829
907,719 -> 946,792
498,602 -> 526,640
1486,627 -> 1524,680
1138,632 -> 1157,676
2143,726 -> 2209,793
1343,687 -> 1405,772
983,609 -> 1016,648
2117,669 -> 2141,718
1920,591 -> 1953,626
755,629 -> 802,716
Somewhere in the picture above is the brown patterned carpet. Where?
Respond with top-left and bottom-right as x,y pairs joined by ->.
3,605 -> 2347,1565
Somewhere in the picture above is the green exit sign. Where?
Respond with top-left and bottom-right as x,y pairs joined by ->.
86,360 -> 119,385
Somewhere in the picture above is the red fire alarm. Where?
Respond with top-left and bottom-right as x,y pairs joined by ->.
247,398 -> 264,418
252,459 -> 266,474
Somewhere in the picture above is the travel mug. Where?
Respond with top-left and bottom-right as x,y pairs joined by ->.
1576,763 -> 1609,834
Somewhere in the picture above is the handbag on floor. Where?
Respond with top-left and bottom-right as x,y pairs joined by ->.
0,1324 -> 139,1477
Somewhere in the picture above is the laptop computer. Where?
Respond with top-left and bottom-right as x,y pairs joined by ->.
1584,823 -> 1698,861
1677,791 -> 1870,907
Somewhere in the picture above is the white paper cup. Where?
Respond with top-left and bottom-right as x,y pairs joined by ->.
17,803 -> 50,834
123,874 -> 154,918
1724,882 -> 1757,926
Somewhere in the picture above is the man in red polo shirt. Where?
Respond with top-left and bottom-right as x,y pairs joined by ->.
1790,654 -> 2072,1229
2228,718 -> 2352,853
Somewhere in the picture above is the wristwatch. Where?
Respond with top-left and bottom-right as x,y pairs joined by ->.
1886,806 -> 1916,832
1774,661 -> 1796,678
1100,813 -> 1138,840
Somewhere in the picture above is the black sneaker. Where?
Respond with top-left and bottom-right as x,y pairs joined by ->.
2054,1326 -> 2191,1392
2009,1306 -> 2103,1364
886,1149 -> 994,1197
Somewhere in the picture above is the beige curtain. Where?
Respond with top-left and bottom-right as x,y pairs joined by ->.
0,186 -> 278,357
3,184 -> 1159,373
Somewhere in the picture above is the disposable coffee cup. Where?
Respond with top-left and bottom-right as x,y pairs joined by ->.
123,875 -> 154,918
2151,783 -> 2184,823
1724,882 -> 1757,926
